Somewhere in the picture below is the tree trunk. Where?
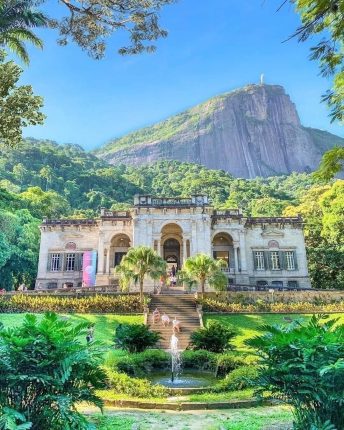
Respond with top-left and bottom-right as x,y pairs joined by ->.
140,278 -> 144,303
201,278 -> 205,298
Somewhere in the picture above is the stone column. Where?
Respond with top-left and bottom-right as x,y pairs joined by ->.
157,240 -> 161,256
106,248 -> 110,274
234,245 -> 239,272
239,232 -> 247,271
183,239 -> 187,263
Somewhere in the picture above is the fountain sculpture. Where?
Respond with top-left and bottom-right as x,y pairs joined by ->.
170,333 -> 182,383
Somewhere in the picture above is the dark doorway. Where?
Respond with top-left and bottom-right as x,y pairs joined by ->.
114,252 -> 126,267
163,238 -> 180,269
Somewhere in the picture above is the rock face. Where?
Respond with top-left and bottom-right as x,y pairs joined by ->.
95,84 -> 344,178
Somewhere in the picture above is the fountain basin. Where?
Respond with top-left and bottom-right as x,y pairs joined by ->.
148,370 -> 217,393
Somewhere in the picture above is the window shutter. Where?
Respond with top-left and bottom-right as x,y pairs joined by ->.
78,253 -> 84,271
279,251 -> 284,270
47,254 -> 52,271
252,251 -> 257,270
264,251 -> 270,270
293,251 -> 298,270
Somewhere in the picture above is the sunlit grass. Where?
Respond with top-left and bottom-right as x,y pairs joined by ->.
204,313 -> 344,352
91,406 -> 292,430
0,313 -> 143,345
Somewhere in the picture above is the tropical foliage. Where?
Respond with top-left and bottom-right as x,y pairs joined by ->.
114,323 -> 160,353
0,55 -> 45,148
292,0 -> 344,123
246,314 -> 344,430
115,246 -> 166,301
183,254 -> 227,295
0,312 -> 106,430
0,0 -> 47,64
284,180 -> 344,289
189,320 -> 236,353
0,206 -> 40,290
0,294 -> 143,313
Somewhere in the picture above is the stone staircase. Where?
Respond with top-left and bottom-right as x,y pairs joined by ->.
148,294 -> 201,350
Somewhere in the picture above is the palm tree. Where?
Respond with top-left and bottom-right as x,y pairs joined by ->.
0,0 -> 48,64
182,254 -> 228,296
115,246 -> 167,303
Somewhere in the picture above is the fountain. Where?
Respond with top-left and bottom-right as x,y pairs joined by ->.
170,333 -> 182,383
148,333 -> 217,392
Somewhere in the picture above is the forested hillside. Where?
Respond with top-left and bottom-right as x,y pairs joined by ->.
0,138 -> 342,291
0,139 -> 314,217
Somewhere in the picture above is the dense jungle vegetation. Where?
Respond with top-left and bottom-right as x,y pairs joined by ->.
0,139 -> 342,290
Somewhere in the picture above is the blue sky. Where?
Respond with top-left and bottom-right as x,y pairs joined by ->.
20,0 -> 343,150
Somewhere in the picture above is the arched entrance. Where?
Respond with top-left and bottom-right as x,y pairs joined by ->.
110,234 -> 131,269
212,232 -> 234,269
164,238 -> 180,270
161,223 -> 183,270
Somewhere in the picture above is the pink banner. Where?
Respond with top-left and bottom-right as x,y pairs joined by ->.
82,251 -> 97,287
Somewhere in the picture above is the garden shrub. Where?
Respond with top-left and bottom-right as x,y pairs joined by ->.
215,366 -> 258,392
113,349 -> 170,376
246,314 -> 344,430
114,323 -> 160,353
181,350 -> 218,371
0,312 -> 106,430
0,294 -> 143,313
215,353 -> 247,377
189,320 -> 236,353
105,369 -> 167,398
198,298 -> 344,313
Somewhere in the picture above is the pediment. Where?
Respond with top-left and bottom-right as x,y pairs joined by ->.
261,229 -> 285,238
59,232 -> 84,240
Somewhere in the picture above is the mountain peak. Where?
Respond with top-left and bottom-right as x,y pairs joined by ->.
94,84 -> 343,178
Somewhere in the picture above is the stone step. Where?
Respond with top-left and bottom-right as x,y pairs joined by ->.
147,293 -> 200,350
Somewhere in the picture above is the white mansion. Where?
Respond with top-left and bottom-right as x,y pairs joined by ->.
36,195 -> 311,290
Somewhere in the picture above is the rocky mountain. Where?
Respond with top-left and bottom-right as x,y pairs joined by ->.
94,84 -> 344,178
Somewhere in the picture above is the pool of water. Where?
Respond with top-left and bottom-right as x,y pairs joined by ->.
148,370 -> 217,388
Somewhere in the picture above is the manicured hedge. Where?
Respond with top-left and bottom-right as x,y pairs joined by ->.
0,294 -> 143,314
199,298 -> 344,313
105,369 -> 168,398
108,349 -> 249,378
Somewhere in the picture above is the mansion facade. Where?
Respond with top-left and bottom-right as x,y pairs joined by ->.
36,195 -> 311,290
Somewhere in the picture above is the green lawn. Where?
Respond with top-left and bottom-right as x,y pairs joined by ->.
91,406 -> 292,430
2,312 -> 343,352
204,313 -> 344,352
0,313 -> 143,345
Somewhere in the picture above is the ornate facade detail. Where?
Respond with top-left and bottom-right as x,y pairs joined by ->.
36,195 -> 310,291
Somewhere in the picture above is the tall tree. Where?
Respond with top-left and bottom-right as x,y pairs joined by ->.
0,53 -> 45,147
182,254 -> 227,296
290,0 -> 344,123
52,0 -> 175,58
289,1 -> 344,178
115,246 -> 166,302
313,146 -> 344,180
0,0 -> 47,64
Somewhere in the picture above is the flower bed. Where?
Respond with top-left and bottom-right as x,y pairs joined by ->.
0,294 -> 143,314
199,298 -> 344,313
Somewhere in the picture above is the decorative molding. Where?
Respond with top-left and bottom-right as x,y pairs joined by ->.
261,229 -> 285,238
